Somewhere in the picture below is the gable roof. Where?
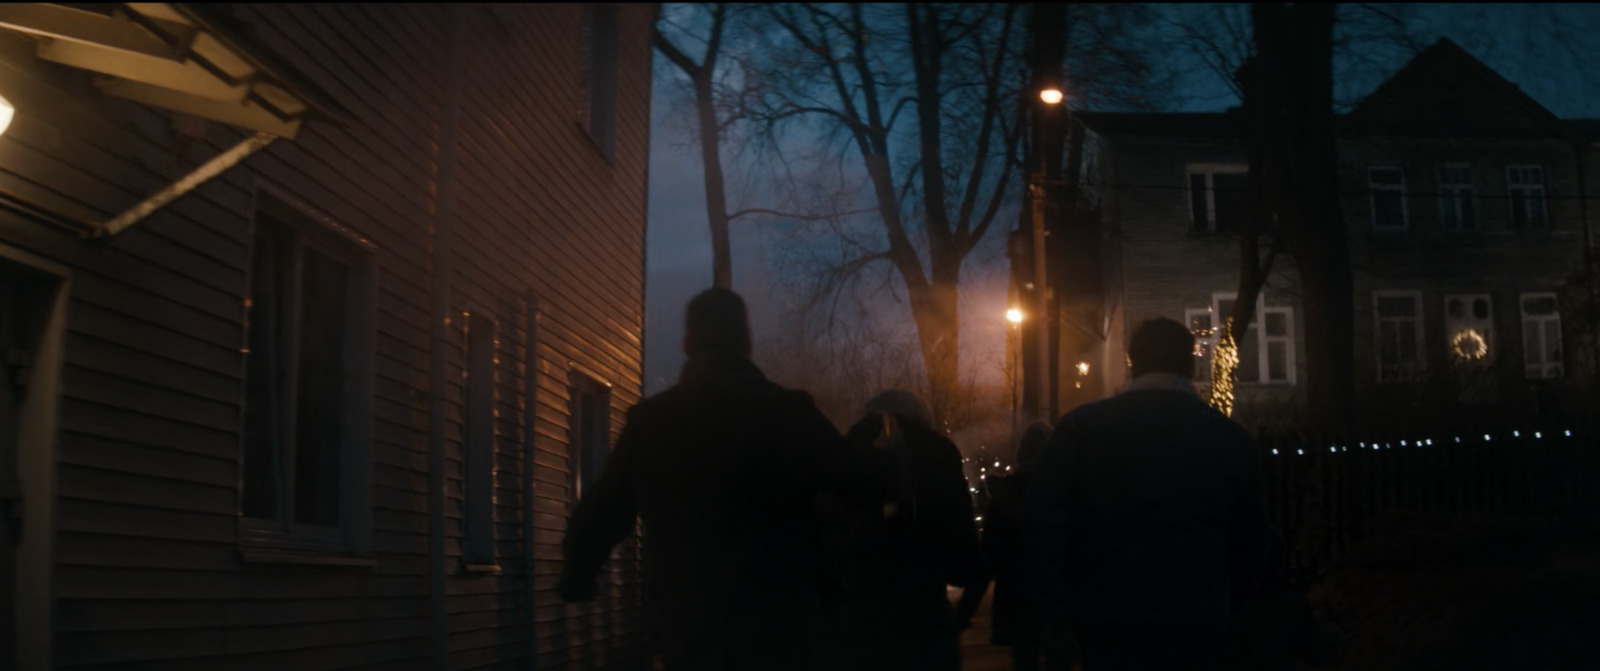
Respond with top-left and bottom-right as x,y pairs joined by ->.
1342,38 -> 1584,143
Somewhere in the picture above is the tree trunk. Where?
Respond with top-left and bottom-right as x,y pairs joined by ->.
1242,2 -> 1352,430
1287,3 -> 1353,430
694,70 -> 734,289
908,273 -> 962,431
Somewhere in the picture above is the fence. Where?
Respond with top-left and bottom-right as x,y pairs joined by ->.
1257,415 -> 1600,585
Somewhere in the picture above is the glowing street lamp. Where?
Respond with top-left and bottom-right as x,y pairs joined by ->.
1039,86 -> 1064,105
1006,308 -> 1023,325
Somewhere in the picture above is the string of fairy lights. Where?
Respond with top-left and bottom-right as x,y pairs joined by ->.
1265,428 -> 1581,457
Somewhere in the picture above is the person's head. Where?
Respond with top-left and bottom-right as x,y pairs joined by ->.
1017,420 -> 1053,472
1128,317 -> 1196,379
863,389 -> 934,429
682,287 -> 752,359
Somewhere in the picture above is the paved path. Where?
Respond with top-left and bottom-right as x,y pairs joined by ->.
953,587 -> 1011,671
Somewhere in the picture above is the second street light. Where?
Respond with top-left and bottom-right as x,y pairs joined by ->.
1007,308 -> 1023,443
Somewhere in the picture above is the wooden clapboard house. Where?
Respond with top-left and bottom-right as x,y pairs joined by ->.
0,3 -> 651,669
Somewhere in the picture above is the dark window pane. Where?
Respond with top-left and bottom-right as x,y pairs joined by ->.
1524,320 -> 1542,366
1530,191 -> 1547,229
1377,296 -> 1416,318
1267,341 -> 1288,382
1511,192 -> 1528,229
1189,313 -> 1212,333
1460,188 -> 1476,229
1447,298 -> 1464,319
242,226 -> 284,520
1374,191 -> 1404,229
294,247 -> 348,527
1370,168 -> 1403,185
1439,193 -> 1458,230
1190,174 -> 1208,232
1265,311 -> 1288,337
465,314 -> 496,564
1472,298 -> 1489,320
1212,172 -> 1248,235
1523,296 -> 1558,315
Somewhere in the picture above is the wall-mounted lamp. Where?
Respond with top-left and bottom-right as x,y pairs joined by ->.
1006,308 -> 1023,325
1039,86 -> 1064,105
0,92 -> 14,137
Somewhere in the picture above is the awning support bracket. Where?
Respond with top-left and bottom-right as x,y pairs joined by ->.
91,131 -> 277,239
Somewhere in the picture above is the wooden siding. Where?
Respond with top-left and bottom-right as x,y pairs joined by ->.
0,3 -> 649,670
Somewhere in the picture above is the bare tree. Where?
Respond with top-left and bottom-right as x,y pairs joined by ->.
736,3 -> 1028,427
655,4 -> 741,288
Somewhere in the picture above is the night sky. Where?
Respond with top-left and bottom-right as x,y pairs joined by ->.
643,3 -> 1600,395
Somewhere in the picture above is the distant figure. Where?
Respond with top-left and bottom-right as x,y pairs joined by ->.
558,288 -> 883,671
956,420 -> 1058,670
1024,317 -> 1273,671
815,390 -> 985,671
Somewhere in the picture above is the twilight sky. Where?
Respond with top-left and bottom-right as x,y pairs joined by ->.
642,3 -> 1600,396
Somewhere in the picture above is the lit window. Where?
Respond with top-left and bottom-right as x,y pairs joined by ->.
1369,166 -> 1408,231
1187,164 -> 1249,235
1521,293 -> 1563,379
1374,291 -> 1423,383
1187,294 -> 1295,387
1507,165 -> 1548,231
1438,164 -> 1476,232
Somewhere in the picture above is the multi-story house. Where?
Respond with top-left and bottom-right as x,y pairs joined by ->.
1065,38 -> 1596,429
0,4 -> 652,670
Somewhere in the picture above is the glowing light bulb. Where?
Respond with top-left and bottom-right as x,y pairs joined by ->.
1039,87 -> 1064,105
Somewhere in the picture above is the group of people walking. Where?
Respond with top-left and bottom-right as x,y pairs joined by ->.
559,288 -> 1333,671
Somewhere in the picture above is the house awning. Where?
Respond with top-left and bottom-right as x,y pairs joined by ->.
0,3 -> 352,237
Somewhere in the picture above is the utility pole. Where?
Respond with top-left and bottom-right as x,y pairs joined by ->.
1026,2 -> 1067,424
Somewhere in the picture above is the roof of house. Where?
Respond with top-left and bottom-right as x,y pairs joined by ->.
1081,39 -> 1590,144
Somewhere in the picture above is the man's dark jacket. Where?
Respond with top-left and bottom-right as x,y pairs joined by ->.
1023,374 -> 1272,630
559,354 -> 881,671
813,414 -> 983,671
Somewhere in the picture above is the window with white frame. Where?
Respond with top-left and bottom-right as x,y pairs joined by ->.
463,312 -> 497,567
1369,166 -> 1408,231
1520,293 -> 1563,379
1438,164 -> 1477,232
1444,294 -> 1493,365
568,372 -> 612,504
241,194 -> 375,553
578,3 -> 620,160
1374,291 -> 1424,383
1188,164 -> 1248,234
1187,294 -> 1295,387
1507,165 -> 1548,230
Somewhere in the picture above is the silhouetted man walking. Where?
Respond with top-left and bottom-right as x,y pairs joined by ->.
558,288 -> 881,671
1024,317 -> 1272,671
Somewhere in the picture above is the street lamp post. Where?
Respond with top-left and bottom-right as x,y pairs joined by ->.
1006,308 -> 1023,441
1032,77 -> 1064,424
